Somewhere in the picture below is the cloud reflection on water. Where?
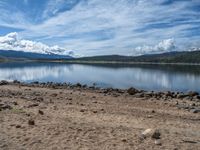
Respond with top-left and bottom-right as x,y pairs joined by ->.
0,62 -> 199,92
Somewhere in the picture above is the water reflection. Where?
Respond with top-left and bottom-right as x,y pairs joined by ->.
0,62 -> 200,92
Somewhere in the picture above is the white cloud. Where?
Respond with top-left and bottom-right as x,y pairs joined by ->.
0,32 -> 74,56
134,39 -> 176,55
0,0 -> 199,56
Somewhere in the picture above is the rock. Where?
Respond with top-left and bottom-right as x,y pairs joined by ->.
141,129 -> 153,138
151,129 -> 161,139
36,97 -> 44,102
93,110 -> 98,113
27,103 -> 39,108
155,139 -> 162,145
51,93 -> 58,97
80,109 -> 85,112
127,87 -> 139,95
121,139 -> 127,142
32,81 -> 39,84
28,119 -> 35,125
13,80 -> 20,84
134,93 -> 144,98
177,94 -> 189,99
176,104 -> 189,110
188,91 -> 199,97
0,104 -> 12,110
190,109 -> 200,113
76,83 -> 82,87
38,110 -> 44,115
0,80 -> 9,85
147,115 -> 153,118
12,101 -> 18,105
164,91 -> 174,98
141,129 -> 161,139
16,125 -> 21,128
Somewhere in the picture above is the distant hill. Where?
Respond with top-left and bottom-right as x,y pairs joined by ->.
0,50 -> 72,60
68,51 -> 200,64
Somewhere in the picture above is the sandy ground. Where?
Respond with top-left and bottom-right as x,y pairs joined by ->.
0,84 -> 200,150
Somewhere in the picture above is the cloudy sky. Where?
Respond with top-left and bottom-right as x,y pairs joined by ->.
0,0 -> 200,56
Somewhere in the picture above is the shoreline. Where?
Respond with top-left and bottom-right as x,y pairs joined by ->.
1,80 -> 200,101
1,59 -> 200,66
0,80 -> 200,149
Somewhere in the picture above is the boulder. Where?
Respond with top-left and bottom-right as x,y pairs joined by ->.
127,87 -> 139,95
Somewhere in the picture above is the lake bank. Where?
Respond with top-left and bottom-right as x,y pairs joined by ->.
0,81 -> 200,149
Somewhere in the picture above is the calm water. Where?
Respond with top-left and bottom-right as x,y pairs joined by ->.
0,62 -> 200,92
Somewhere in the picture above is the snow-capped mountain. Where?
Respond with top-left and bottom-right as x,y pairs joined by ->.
0,32 -> 75,57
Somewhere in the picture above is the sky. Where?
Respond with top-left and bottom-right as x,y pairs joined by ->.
0,0 -> 200,57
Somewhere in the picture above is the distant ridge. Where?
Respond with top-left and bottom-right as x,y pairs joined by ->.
69,50 -> 200,64
0,50 -> 72,60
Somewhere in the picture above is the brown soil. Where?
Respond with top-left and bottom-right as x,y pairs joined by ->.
0,84 -> 200,150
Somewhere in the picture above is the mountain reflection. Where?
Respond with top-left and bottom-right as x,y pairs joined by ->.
0,62 -> 200,92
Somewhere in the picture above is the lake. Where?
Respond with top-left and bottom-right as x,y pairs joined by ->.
0,62 -> 200,93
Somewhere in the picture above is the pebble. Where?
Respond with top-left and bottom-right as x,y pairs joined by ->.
190,109 -> 200,113
141,129 -> 161,139
38,110 -> 44,115
151,129 -> 161,139
155,139 -> 162,145
141,128 -> 153,138
15,125 -> 21,128
28,119 -> 35,125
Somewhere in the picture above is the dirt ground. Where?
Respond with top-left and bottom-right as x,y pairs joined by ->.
0,84 -> 200,150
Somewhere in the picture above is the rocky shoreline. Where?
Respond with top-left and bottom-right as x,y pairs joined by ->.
1,80 -> 200,114
0,80 -> 200,149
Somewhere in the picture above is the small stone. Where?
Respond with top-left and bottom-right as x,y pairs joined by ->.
28,119 -> 35,125
0,80 -> 9,85
27,103 -> 39,108
155,139 -> 162,145
93,110 -> 98,113
141,129 -> 153,138
151,129 -> 161,139
141,129 -> 161,139
13,102 -> 18,105
147,115 -> 153,118
16,125 -> 21,128
80,109 -> 85,112
38,110 -> 44,115
51,93 -> 58,97
188,91 -> 199,97
177,94 -> 189,99
127,87 -> 139,95
190,109 -> 200,113
1,104 -> 12,110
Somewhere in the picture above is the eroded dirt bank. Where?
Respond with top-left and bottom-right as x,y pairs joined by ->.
0,81 -> 200,150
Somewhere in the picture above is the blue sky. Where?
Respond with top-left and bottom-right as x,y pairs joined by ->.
0,0 -> 200,56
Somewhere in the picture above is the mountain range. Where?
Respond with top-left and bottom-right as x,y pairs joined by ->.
68,50 -> 200,64
0,50 -> 72,60
0,49 -> 200,64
